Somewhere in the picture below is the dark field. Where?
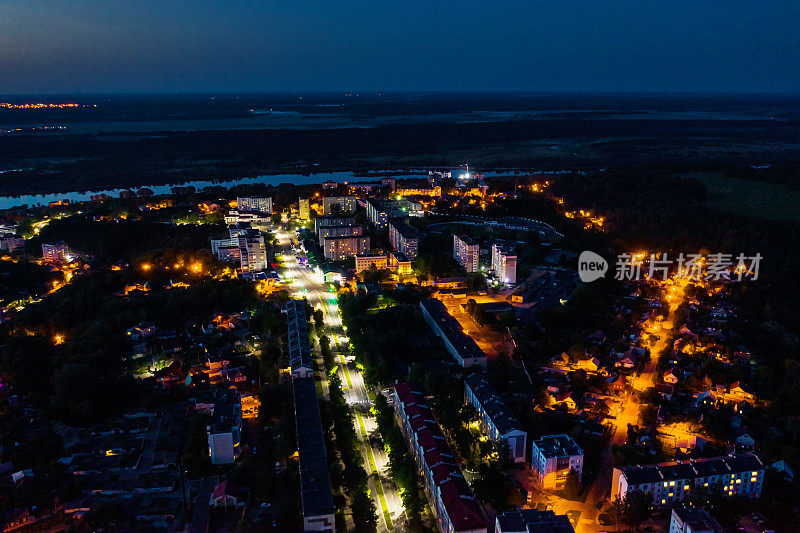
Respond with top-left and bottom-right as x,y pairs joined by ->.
1,92 -> 800,196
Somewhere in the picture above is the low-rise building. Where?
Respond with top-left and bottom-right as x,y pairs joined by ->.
495,509 -> 575,533
669,508 -> 723,533
611,453 -> 765,507
322,234 -> 370,261
389,251 -> 413,275
293,378 -> 335,531
207,389 -> 242,465
530,434 -> 584,490
283,300 -> 314,379
464,374 -> 527,462
355,253 -> 388,273
389,220 -> 418,260
394,383 -> 488,533
454,234 -> 479,273
419,298 -> 487,369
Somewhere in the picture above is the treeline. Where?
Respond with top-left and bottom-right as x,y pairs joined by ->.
3,113 -> 800,195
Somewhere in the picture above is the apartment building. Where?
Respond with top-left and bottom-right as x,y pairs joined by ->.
491,243 -> 517,284
298,198 -> 310,220
207,389 -> 242,465
389,251 -> 413,275
530,434 -> 584,490
453,234 -> 479,273
224,210 -> 270,225
669,508 -> 723,533
42,241 -> 69,263
237,230 -> 267,273
283,299 -> 314,379
317,224 -> 363,245
211,225 -> 266,272
322,195 -> 356,215
495,510 -> 575,533
388,220 -> 418,260
366,198 -> 406,230
396,185 -> 441,197
314,215 -> 356,234
419,298 -> 487,369
355,254 -> 388,273
0,233 -> 25,253
236,196 -> 273,214
322,235 -> 370,261
293,377 -> 335,531
464,374 -> 526,462
393,383 -> 488,533
611,453 -> 765,507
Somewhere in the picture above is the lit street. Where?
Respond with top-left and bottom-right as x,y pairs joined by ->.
276,226 -> 405,532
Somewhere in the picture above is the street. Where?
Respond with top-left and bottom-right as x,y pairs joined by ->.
275,227 -> 404,532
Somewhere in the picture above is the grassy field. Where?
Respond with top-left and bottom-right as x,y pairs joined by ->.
692,173 -> 800,222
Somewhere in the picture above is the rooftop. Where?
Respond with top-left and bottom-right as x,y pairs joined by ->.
464,373 -> 523,437
532,434 -> 583,458
621,453 -> 764,486
496,509 -> 575,533
293,378 -> 335,518
283,300 -> 313,374
420,299 -> 487,365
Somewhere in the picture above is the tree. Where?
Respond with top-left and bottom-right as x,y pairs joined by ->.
313,308 -> 324,329
349,489 -> 378,532
604,492 -> 652,530
564,468 -> 581,500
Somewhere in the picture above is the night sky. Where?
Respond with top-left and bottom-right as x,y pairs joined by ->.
2,1 -> 799,94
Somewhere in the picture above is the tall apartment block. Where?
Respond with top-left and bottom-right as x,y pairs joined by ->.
211,226 -> 267,273
317,225 -> 363,246
236,196 -> 273,214
453,234 -> 479,272
298,198 -> 310,220
322,235 -> 370,261
492,242 -> 517,284
42,241 -> 69,264
314,215 -> 356,235
322,196 -> 356,215
388,220 -> 418,260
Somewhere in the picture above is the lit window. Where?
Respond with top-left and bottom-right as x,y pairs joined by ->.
661,499 -> 666,504
736,479 -> 741,484
703,483 -> 708,487
684,485 -> 690,490
668,493 -> 673,497
669,481 -> 675,486
752,471 -> 758,475
663,482 -> 668,487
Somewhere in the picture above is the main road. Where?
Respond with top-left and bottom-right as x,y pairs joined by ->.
275,226 -> 404,532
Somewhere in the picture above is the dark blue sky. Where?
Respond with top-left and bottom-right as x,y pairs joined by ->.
2,1 -> 799,94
